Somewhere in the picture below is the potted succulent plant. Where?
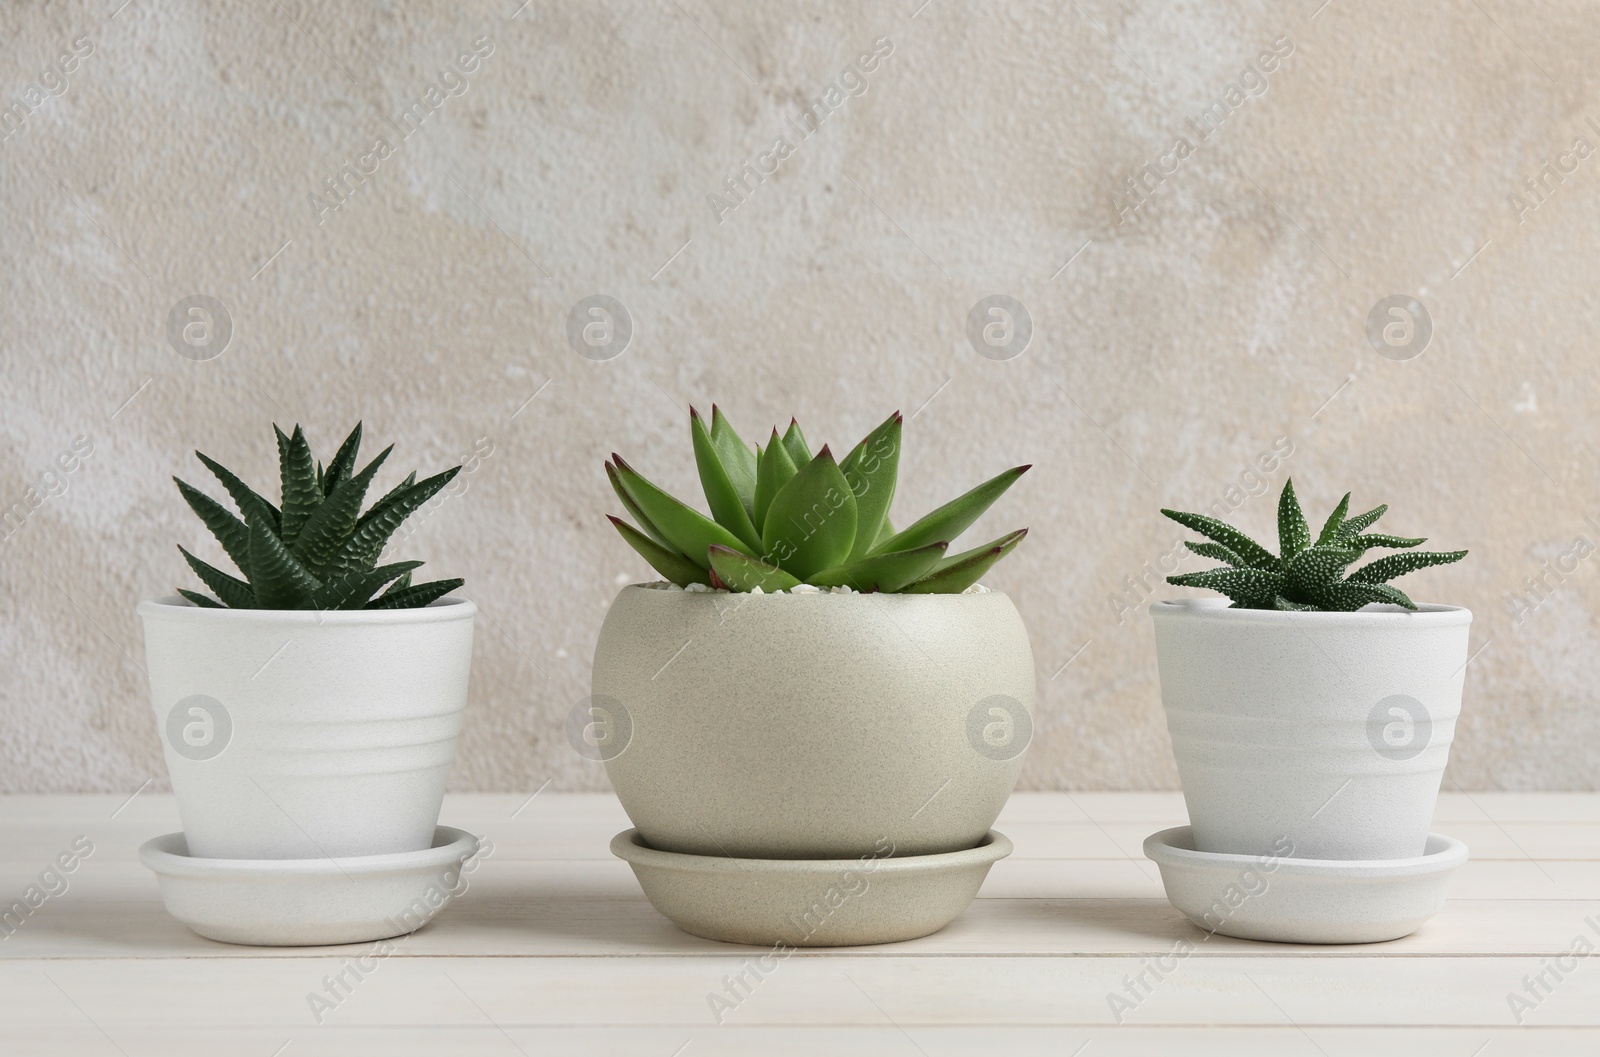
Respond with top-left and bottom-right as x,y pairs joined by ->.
138,423 -> 474,860
1151,479 -> 1469,862
592,407 -> 1035,944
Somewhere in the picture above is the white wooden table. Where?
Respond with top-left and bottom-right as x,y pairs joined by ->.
2,792 -> 1597,1055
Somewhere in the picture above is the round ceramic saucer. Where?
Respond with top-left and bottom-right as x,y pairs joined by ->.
611,828 -> 1011,947
1143,825 -> 1468,944
139,825 -> 479,946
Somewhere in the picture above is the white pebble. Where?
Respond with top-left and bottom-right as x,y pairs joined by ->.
788,583 -> 822,594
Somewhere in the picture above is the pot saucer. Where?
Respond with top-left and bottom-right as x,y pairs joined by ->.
611,828 -> 1011,947
139,825 -> 480,947
1143,826 -> 1467,944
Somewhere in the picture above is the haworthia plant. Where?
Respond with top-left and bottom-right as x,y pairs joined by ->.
607,407 -> 1030,593
1161,479 -> 1466,611
173,423 -> 464,610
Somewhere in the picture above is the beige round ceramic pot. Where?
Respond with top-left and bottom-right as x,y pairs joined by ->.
592,585 -> 1036,859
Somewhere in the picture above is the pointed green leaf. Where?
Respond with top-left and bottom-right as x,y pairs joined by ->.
275,425 -> 320,547
761,447 -> 858,580
1160,508 -> 1279,571
175,478 -> 250,572
367,578 -> 464,609
839,411 -> 902,560
1348,549 -> 1468,585
247,514 -> 321,608
877,465 -> 1030,555
379,569 -> 413,598
780,419 -> 811,466
176,589 -> 223,608
196,451 -> 280,532
292,445 -> 391,575
1277,478 -> 1311,560
709,406 -> 758,519
810,542 -> 946,592
1315,492 -> 1351,547
337,466 -> 461,571
1166,567 -> 1284,607
609,516 -> 710,587
708,544 -> 802,592
754,432 -> 798,532
1346,533 -> 1426,551
1337,504 -> 1388,540
903,529 -> 1028,594
691,408 -> 762,550
1185,540 -> 1247,567
872,515 -> 895,549
323,422 -> 363,495
177,546 -> 256,609
1312,581 -> 1417,611
613,456 -> 753,567
606,461 -> 675,550
1285,546 -> 1361,596
309,560 -> 423,611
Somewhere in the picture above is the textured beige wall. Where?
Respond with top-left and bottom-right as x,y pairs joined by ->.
2,0 -> 1596,793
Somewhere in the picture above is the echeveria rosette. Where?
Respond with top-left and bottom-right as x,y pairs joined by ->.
173,422 -> 464,610
1161,478 -> 1466,611
606,407 -> 1030,593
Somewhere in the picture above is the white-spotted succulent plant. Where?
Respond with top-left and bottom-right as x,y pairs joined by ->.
1162,479 -> 1466,611
173,423 -> 463,610
606,408 -> 1029,593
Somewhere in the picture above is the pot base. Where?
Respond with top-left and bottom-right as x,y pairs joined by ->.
610,828 -> 1011,947
139,825 -> 480,946
1143,826 -> 1467,944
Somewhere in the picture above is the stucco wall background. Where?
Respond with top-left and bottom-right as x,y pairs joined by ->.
2,0 -> 1596,793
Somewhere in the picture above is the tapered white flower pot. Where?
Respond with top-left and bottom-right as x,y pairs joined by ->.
1151,598 -> 1471,861
592,585 -> 1036,859
138,596 -> 476,859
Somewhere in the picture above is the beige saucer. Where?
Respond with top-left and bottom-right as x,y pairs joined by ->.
611,828 -> 1010,947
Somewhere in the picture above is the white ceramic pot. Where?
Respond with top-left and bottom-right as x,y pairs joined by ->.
1151,598 -> 1471,861
138,596 -> 476,860
592,586 -> 1036,859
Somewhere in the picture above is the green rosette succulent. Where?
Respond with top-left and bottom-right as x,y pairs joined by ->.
606,407 -> 1029,593
1161,478 -> 1466,611
172,423 -> 463,610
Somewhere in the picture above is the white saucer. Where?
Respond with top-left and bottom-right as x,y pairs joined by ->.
612,829 -> 1010,947
1143,826 -> 1467,944
139,825 -> 480,947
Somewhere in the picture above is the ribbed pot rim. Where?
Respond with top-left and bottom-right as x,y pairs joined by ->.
137,595 -> 476,626
614,583 -> 1009,603
1151,597 -> 1470,626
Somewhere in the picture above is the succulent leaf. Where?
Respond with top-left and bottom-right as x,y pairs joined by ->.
613,456 -> 753,567
247,514 -> 322,608
1337,504 -> 1388,539
761,447 -> 858,580
1314,581 -> 1417,611
196,451 -> 280,532
753,434 -> 798,531
174,478 -> 251,571
176,589 -> 224,608
1166,567 -> 1284,607
903,529 -> 1028,594
367,578 -> 465,610
177,546 -> 256,609
292,445 -> 391,575
1158,509 -> 1279,571
1277,478 -> 1311,560
309,560 -> 423,611
322,422 -> 364,495
780,419 -> 812,467
708,406 -> 758,519
691,408 -> 762,550
1315,492 -> 1351,547
606,461 -> 675,551
839,411 -> 902,560
1185,540 -> 1248,566
338,466 -> 461,571
707,545 -> 802,592
1271,596 -> 1319,611
608,515 -> 710,587
1346,533 -> 1426,551
1347,549 -> 1468,585
274,424 -> 320,547
1284,546 -> 1361,596
876,465 -> 1030,555
810,541 -> 946,592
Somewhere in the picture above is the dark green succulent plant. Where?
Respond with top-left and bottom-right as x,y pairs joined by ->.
606,407 -> 1029,593
173,423 -> 464,610
1161,479 -> 1466,611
